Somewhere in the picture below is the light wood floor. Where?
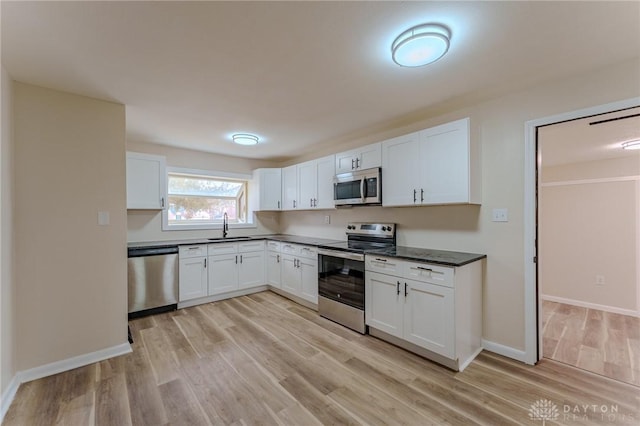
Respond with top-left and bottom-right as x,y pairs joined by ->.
5,292 -> 639,425
542,300 -> 640,387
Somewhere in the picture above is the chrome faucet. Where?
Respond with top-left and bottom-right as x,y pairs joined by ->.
223,212 -> 229,238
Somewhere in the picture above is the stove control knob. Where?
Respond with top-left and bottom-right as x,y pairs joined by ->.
382,226 -> 388,231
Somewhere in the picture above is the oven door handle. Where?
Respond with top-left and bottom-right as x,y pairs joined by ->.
317,248 -> 364,262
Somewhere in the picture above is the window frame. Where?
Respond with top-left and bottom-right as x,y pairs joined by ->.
162,167 -> 255,231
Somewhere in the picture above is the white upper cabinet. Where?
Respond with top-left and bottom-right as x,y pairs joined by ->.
381,132 -> 421,207
281,165 -> 298,211
382,118 -> 479,207
335,142 -> 382,174
252,168 -> 282,211
126,152 -> 166,210
295,155 -> 335,210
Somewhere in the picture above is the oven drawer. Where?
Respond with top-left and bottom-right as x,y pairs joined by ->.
404,262 -> 454,287
365,255 -> 402,275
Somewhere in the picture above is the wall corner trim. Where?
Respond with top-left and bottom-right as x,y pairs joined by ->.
0,374 -> 21,423
482,339 -> 528,364
0,342 -> 131,422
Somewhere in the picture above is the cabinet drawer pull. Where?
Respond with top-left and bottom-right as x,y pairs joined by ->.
188,247 -> 200,250
374,258 -> 387,262
416,266 -> 434,272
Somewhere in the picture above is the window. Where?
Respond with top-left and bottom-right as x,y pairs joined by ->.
166,171 -> 248,228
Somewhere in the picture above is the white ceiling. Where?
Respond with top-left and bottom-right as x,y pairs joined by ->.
2,1 -> 640,162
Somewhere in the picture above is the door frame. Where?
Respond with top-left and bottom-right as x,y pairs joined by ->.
523,97 -> 640,364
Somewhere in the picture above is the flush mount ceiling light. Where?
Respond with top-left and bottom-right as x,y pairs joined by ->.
232,133 -> 259,146
621,139 -> 640,150
391,23 -> 451,67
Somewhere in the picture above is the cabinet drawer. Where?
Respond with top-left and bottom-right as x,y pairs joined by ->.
207,243 -> 237,255
280,243 -> 298,255
366,255 -> 402,276
266,241 -> 281,252
179,244 -> 207,258
238,240 -> 265,253
298,245 -> 317,259
404,262 -> 454,288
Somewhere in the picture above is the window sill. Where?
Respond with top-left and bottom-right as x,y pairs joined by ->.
162,222 -> 257,232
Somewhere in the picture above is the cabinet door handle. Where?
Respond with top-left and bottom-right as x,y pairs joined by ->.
421,188 -> 424,203
352,158 -> 355,170
277,254 -> 280,263
314,198 -> 317,207
235,255 -> 238,264
277,201 -> 280,209
404,282 -> 408,297
293,200 -> 296,208
240,255 -> 243,264
356,158 -> 360,169
204,258 -> 207,268
161,197 -> 165,208
310,198 -> 313,208
396,281 -> 400,295
413,189 -> 417,203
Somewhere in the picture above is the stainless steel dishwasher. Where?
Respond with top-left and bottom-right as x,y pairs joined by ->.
127,245 -> 179,318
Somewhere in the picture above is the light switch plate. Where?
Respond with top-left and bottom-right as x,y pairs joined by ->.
492,208 -> 508,222
98,211 -> 110,226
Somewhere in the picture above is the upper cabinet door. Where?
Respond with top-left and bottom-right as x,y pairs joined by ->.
419,118 -> 470,204
297,159 -> 317,210
281,165 -> 298,210
357,142 -> 382,170
126,152 -> 166,210
335,142 -> 381,174
314,155 -> 335,209
381,132 -> 421,207
253,168 -> 282,211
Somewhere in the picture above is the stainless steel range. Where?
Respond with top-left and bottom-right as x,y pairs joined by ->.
317,222 -> 396,333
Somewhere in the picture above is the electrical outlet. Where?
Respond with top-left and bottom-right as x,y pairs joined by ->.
595,275 -> 605,286
324,215 -> 331,224
492,208 -> 509,222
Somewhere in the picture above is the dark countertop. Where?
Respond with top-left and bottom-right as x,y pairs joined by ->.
128,235 -> 486,267
366,246 -> 486,267
127,234 -> 344,250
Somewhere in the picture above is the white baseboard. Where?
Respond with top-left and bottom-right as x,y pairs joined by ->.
0,374 -> 20,423
541,294 -> 639,318
178,285 -> 269,309
0,341 -> 131,423
482,339 -> 528,363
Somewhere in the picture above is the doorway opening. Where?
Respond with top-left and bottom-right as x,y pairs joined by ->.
525,100 -> 640,386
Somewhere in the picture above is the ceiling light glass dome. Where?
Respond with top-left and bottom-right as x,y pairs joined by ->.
391,23 -> 451,67
232,133 -> 259,146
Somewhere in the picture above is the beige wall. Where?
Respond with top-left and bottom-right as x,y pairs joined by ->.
13,83 -> 128,371
540,153 -> 639,313
1,67 -> 15,395
126,141 -> 280,242
280,58 -> 640,350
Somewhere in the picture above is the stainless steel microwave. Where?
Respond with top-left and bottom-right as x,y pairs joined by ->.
333,167 -> 381,206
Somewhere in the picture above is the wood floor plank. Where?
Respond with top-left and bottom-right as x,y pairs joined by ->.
95,373 -> 132,426
6,292 -> 639,426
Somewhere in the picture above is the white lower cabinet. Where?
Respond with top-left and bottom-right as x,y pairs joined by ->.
365,255 -> 482,371
277,243 -> 318,306
179,241 -> 266,305
266,241 -> 282,288
179,245 -> 208,301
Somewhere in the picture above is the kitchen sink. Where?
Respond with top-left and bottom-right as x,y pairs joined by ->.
207,236 -> 252,242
